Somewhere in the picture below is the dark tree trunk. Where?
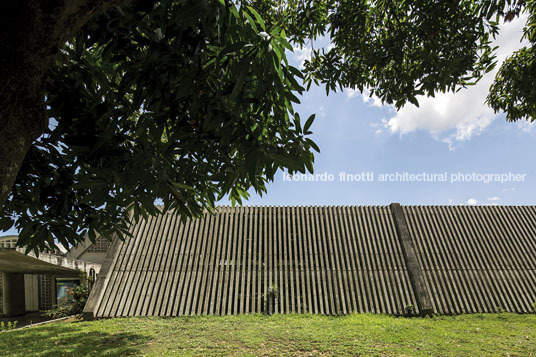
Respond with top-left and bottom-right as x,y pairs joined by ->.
0,101 -> 45,205
0,1 -> 122,205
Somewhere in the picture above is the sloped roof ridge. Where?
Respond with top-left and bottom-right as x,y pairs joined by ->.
213,203 -> 536,208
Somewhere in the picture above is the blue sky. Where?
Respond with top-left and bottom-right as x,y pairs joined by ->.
221,15 -> 536,207
2,16 -> 535,238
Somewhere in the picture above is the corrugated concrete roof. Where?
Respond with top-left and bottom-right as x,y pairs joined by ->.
84,204 -> 536,318
403,205 -> 536,314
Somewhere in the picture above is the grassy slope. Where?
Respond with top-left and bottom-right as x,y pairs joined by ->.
0,314 -> 534,356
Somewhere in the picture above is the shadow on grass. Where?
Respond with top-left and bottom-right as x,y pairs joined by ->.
0,321 -> 149,356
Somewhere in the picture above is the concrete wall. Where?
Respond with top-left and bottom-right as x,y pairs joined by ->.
24,275 -> 39,312
0,273 -> 56,315
0,273 -> 3,313
67,236 -> 110,272
2,273 -> 26,317
85,205 -> 536,318
76,252 -> 107,266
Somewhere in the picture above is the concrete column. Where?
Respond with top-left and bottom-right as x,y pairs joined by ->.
51,275 -> 57,307
390,203 -> 434,315
2,272 -> 26,317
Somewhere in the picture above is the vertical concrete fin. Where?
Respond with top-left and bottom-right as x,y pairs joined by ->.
390,203 -> 434,315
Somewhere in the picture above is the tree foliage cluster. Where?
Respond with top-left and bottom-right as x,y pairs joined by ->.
0,0 -> 534,252
487,0 -> 536,120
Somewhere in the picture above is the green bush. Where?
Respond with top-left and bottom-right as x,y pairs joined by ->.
404,304 -> 415,315
263,285 -> 280,315
44,284 -> 90,319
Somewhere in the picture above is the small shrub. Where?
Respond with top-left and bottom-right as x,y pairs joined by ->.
43,284 -> 90,319
263,284 -> 280,315
404,304 -> 415,315
0,320 -> 18,332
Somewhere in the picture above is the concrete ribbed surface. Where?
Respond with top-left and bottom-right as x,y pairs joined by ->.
85,205 -> 536,317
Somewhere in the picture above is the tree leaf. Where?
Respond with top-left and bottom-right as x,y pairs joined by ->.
303,114 -> 316,133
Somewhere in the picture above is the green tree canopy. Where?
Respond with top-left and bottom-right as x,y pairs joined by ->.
0,0 -> 534,252
487,0 -> 536,121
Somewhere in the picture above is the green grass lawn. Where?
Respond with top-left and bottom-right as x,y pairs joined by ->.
0,313 -> 535,356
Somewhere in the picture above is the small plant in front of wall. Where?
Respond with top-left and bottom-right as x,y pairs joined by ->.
263,284 -> 280,315
531,301 -> 536,313
43,284 -> 90,319
0,321 -> 18,332
404,304 -> 415,316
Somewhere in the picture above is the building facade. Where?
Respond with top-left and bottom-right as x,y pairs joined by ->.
0,235 -> 108,317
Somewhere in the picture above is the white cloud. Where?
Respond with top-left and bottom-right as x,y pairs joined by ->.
318,105 -> 325,118
385,91 -> 496,142
369,118 -> 389,135
292,47 -> 312,69
487,196 -> 501,202
502,187 -> 517,192
441,137 -> 458,152
346,87 -> 359,98
466,198 -> 478,205
346,87 -> 384,108
361,88 -> 383,108
517,120 -> 535,133
383,15 -> 528,147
